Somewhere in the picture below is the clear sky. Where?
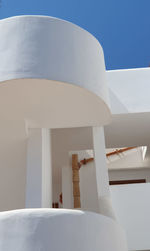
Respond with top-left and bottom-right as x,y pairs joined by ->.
0,0 -> 150,70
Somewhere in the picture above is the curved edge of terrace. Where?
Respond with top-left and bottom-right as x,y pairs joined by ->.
0,15 -> 111,128
0,209 -> 128,251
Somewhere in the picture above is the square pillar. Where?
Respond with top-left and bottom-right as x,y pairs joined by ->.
92,126 -> 116,219
26,128 -> 52,208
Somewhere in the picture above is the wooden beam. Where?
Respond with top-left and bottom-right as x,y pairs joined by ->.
72,154 -> 81,208
79,147 -> 137,168
109,179 -> 146,185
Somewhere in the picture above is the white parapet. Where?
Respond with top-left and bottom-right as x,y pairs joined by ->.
0,209 -> 128,251
111,183 -> 150,250
0,15 -> 111,129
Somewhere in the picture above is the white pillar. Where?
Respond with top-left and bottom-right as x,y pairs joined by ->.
92,126 -> 116,219
42,128 -> 53,208
26,128 -> 52,208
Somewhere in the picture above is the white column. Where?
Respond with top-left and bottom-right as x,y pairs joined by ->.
26,128 -> 52,208
92,126 -> 116,219
42,128 -> 53,208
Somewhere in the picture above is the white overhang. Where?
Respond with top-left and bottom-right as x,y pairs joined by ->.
0,15 -> 111,129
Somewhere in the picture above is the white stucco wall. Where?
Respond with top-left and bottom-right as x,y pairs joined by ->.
0,121 -> 27,211
108,88 -> 128,114
107,68 -> 150,114
62,167 -> 73,209
111,183 -> 150,250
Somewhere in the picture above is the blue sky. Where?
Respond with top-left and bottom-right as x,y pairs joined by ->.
0,0 -> 150,70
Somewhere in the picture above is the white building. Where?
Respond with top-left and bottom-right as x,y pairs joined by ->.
0,15 -> 149,251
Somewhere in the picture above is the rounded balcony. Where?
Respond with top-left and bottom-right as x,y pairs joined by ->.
0,209 -> 128,251
0,15 -> 111,129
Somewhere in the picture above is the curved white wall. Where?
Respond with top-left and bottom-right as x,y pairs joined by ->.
0,209 -> 128,251
0,15 -> 111,128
